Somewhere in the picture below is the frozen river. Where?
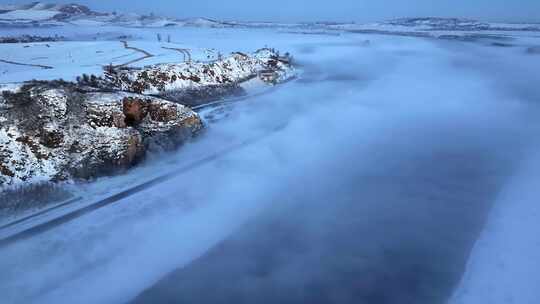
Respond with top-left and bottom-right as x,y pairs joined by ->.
1,26 -> 540,303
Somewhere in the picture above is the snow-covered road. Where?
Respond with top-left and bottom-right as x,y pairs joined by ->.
1,27 -> 540,304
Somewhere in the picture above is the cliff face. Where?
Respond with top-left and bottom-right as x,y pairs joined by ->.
0,82 -> 202,187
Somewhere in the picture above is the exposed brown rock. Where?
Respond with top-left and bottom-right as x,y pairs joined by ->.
39,126 -> 64,148
0,163 -> 14,178
148,102 -> 178,122
123,97 -> 148,125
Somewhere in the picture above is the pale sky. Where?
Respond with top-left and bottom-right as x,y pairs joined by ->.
3,0 -> 540,22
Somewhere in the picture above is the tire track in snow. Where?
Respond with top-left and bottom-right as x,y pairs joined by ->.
113,41 -> 154,68
161,46 -> 192,62
0,59 -> 53,69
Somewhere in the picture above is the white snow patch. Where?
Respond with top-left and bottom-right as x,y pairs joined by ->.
0,9 -> 59,21
0,127 -> 58,185
0,83 -> 23,93
450,154 -> 540,304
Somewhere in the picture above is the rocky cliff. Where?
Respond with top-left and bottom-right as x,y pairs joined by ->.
0,81 -> 202,187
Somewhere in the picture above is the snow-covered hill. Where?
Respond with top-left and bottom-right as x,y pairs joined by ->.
0,2 -> 231,28
0,2 -> 106,26
1,2 -> 539,33
386,17 -> 491,30
329,17 -> 540,38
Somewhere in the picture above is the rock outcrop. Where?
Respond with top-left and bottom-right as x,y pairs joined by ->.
0,81 -> 202,187
104,48 -> 295,106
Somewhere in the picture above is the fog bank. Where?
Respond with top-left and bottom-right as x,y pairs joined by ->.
1,29 -> 539,303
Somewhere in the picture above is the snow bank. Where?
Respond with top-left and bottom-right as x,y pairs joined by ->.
450,153 -> 540,304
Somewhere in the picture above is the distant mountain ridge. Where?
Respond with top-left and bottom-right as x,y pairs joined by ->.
0,2 -> 100,16
383,17 -> 540,31
0,1 -> 230,28
0,1 -> 538,32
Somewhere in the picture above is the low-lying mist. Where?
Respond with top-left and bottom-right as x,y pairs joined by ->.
1,32 -> 539,304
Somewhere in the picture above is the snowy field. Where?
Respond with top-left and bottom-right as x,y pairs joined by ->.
1,24 -> 540,304
0,27 -> 227,82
